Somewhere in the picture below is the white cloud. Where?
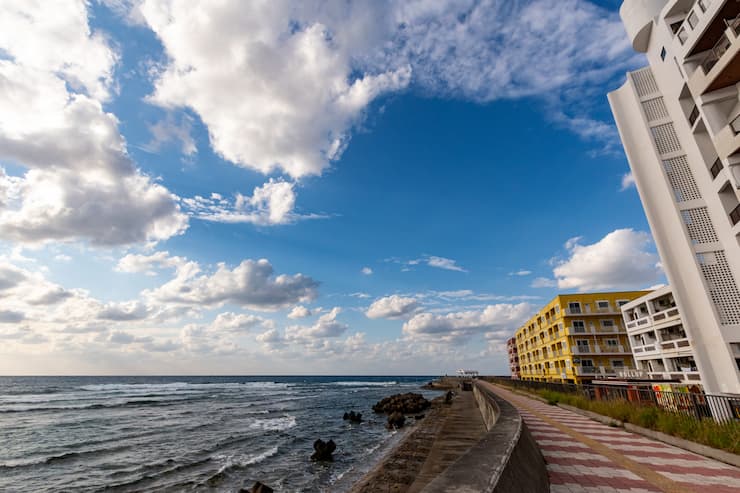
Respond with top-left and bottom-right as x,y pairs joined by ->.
116,251 -> 185,275
287,305 -> 312,319
621,172 -> 636,191
426,256 -> 467,272
531,277 -> 557,288
127,0 -> 635,181
0,2 -> 187,246
361,267 -> 373,275
366,295 -> 420,320
183,179 -> 324,226
139,0 -> 411,179
552,229 -> 663,292
211,312 -> 273,332
509,270 -> 532,276
144,113 -> 197,156
146,258 -> 319,311
402,303 -> 533,342
286,307 -> 348,340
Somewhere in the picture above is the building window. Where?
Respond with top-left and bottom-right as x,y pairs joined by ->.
602,320 -> 615,328
612,360 -> 625,368
687,11 -> 699,29
617,300 -> 629,307
568,302 -> 581,314
677,27 -> 689,44
581,359 -> 594,367
596,300 -> 610,310
698,0 -> 707,13
606,339 -> 619,347
730,204 -> 740,226
710,158 -> 723,179
572,320 -> 586,333
660,47 -> 667,60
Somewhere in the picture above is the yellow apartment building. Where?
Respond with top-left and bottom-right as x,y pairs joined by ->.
516,291 -> 650,384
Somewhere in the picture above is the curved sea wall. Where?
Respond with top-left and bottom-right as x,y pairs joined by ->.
420,381 -> 549,493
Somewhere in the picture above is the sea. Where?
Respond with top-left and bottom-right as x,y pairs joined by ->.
0,375 -> 441,492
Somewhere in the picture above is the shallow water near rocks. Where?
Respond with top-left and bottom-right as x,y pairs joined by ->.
0,375 -> 439,492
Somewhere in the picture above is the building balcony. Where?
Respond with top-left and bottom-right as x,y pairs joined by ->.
632,343 -> 660,356
574,366 -> 635,377
572,345 -> 629,355
564,305 -> 620,316
688,12 -> 740,97
648,370 -> 703,382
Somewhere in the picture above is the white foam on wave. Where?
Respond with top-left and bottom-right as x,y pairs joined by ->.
248,415 -> 297,431
331,381 -> 398,387
214,445 -> 279,475
77,381 -> 290,393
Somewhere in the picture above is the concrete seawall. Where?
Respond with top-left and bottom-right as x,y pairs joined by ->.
420,381 -> 549,493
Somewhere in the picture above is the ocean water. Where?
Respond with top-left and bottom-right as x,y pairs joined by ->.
0,376 -> 440,492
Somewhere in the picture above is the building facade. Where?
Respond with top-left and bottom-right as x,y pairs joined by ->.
507,337 -> 520,379
516,292 -> 649,384
609,0 -> 740,394
621,286 -> 704,387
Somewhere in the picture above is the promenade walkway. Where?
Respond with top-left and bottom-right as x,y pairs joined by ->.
484,383 -> 740,493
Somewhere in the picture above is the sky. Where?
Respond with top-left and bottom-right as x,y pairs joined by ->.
0,0 -> 667,375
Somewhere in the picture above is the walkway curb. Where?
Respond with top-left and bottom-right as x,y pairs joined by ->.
557,403 -> 740,468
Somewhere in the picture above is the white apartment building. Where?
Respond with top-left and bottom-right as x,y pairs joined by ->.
609,0 -> 740,395
621,286 -> 703,386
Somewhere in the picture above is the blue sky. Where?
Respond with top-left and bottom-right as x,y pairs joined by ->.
0,0 -> 665,375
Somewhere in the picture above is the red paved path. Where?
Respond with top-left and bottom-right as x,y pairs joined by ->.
483,383 -> 740,493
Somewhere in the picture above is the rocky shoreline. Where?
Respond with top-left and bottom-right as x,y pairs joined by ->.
349,378 -> 461,492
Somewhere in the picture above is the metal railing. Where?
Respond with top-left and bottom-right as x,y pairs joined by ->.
487,377 -> 740,423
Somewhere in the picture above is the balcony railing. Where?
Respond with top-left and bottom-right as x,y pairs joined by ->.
701,33 -> 732,73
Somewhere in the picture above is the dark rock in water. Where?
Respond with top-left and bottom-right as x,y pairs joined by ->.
372,392 -> 431,414
445,391 -> 454,404
241,482 -> 273,493
414,414 -> 425,420
387,411 -> 406,429
343,410 -> 363,423
311,439 -> 336,462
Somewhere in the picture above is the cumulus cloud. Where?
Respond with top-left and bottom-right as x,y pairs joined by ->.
366,295 -> 420,320
552,229 -> 663,292
116,251 -> 185,275
288,305 -> 312,319
361,267 -> 373,275
147,258 -> 319,311
402,303 -> 533,342
0,2 -> 187,246
211,312 -> 273,332
183,179 -> 324,226
139,0 -> 411,179
286,307 -> 348,341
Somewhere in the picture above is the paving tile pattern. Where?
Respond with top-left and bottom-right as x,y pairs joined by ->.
484,383 -> 740,493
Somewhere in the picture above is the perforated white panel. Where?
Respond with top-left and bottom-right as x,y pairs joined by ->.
697,251 -> 740,325
651,123 -> 682,155
642,97 -> 669,122
663,156 -> 701,202
681,207 -> 718,244
631,68 -> 659,97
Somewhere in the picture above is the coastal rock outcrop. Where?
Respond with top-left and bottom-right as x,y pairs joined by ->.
310,439 -> 336,462
242,481 -> 273,493
372,393 -> 431,415
386,412 -> 406,429
343,411 -> 363,423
